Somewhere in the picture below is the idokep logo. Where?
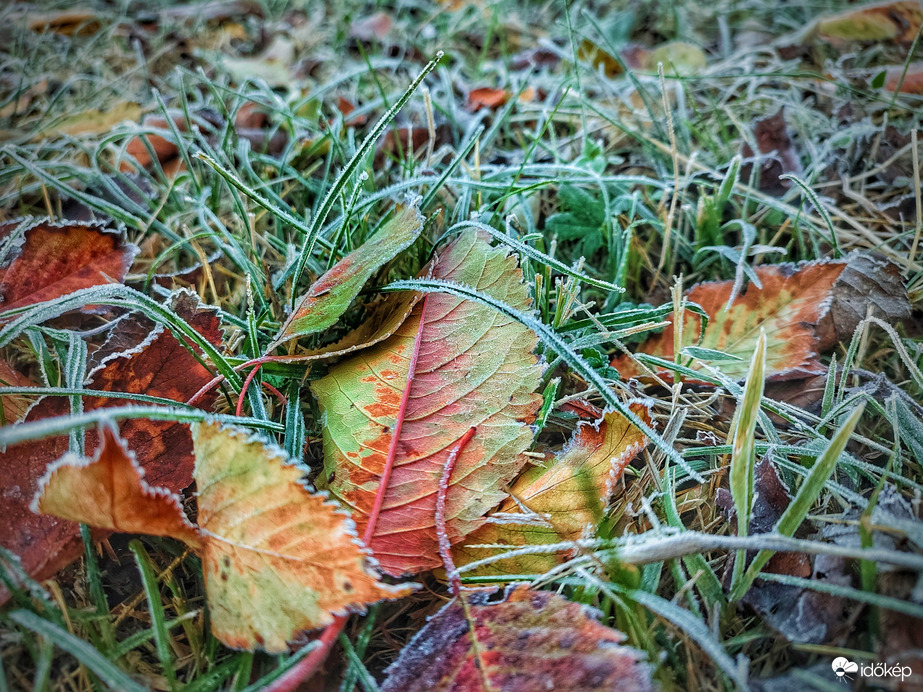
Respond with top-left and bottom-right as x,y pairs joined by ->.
832,657 -> 913,684
832,657 -> 858,681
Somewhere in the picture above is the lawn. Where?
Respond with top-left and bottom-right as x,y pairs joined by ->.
0,0 -> 922,690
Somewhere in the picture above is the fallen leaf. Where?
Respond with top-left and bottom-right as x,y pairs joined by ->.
336,96 -> 368,126
717,457 -> 849,644
0,358 -> 37,424
883,63 -> 923,93
24,9 -> 103,36
219,35 -> 297,87
33,423 -> 203,548
121,113 -> 187,172
380,585 -> 653,692
32,422 -> 411,652
349,11 -> 393,41
817,0 -> 922,44
467,87 -> 510,111
311,230 -> 543,576
740,108 -> 801,196
192,421 -> 413,652
39,101 -> 142,138
271,201 -> 424,347
0,291 -> 224,603
374,123 -> 453,166
815,254 -> 910,348
454,403 -> 650,577
644,41 -> 707,75
612,255 -> 908,383
0,219 -> 139,314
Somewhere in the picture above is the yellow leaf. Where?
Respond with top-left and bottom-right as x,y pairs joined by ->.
453,403 -> 650,578
192,421 -> 414,652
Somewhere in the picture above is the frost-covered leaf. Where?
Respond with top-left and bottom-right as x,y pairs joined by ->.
33,423 -> 202,548
454,403 -> 649,577
272,202 -> 423,347
33,421 -> 413,652
312,230 -> 543,576
192,421 -> 413,652
613,256 -> 908,382
0,358 -> 36,424
380,585 -> 653,692
0,219 -> 138,314
0,291 -> 223,603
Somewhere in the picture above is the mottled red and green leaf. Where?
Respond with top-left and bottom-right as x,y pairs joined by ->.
272,202 -> 424,346
311,230 -> 543,576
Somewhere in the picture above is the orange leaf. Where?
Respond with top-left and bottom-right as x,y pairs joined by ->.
454,403 -> 650,577
312,230 -> 543,576
32,422 -> 411,652
33,423 -> 202,549
467,87 -> 511,111
613,261 -> 847,382
381,585 -> 653,692
884,63 -> 923,93
0,219 -> 138,314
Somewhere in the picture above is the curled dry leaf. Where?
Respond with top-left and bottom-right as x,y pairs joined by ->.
32,422 -> 412,652
454,403 -> 650,578
612,255 -> 909,383
0,291 -> 223,603
33,423 -> 203,548
0,219 -> 138,314
312,230 -> 543,576
816,0 -> 922,44
883,63 -> 923,93
271,201 -> 424,347
380,584 -> 653,692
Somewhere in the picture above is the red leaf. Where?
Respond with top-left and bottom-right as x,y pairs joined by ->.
0,291 -> 224,602
381,585 -> 653,692
0,220 -> 138,313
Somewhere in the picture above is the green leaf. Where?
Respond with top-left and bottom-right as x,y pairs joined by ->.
271,201 -> 424,347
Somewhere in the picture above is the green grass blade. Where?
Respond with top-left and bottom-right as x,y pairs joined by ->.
129,541 -> 178,691
729,330 -> 766,593
287,51 -> 444,304
731,404 -> 866,601
7,610 -> 148,692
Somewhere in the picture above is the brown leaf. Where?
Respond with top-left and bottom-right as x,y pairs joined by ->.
815,254 -> 910,349
718,458 -> 849,644
0,220 -> 138,314
0,358 -> 37,424
884,63 -> 923,93
335,97 -> 368,126
25,9 -> 103,37
381,585 -> 653,692
740,108 -> 801,196
374,123 -> 453,166
0,291 -> 224,602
